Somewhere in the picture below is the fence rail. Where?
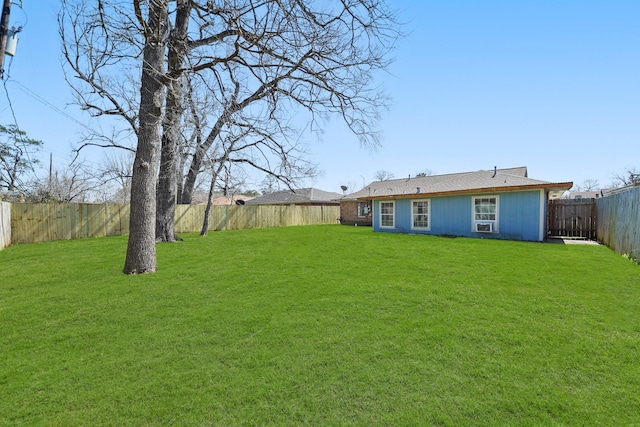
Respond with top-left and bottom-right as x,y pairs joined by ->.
596,185 -> 640,260
7,203 -> 340,245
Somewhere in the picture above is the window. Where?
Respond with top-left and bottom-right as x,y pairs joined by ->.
357,202 -> 370,218
472,196 -> 499,232
412,199 -> 430,230
380,201 -> 395,228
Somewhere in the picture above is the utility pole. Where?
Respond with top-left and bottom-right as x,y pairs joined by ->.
0,0 -> 11,78
49,152 -> 53,192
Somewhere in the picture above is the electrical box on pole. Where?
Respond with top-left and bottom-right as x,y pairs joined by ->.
5,26 -> 17,56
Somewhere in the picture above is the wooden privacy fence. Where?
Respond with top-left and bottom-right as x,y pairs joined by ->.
9,202 -> 340,245
547,199 -> 597,239
175,204 -> 339,233
11,203 -> 131,244
596,185 -> 640,260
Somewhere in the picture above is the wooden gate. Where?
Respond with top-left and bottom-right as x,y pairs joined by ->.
547,199 -> 597,239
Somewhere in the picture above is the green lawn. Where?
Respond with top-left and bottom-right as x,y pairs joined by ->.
1,225 -> 639,426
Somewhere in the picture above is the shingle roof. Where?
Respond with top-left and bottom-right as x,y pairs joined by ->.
245,187 -> 343,205
344,167 -> 573,200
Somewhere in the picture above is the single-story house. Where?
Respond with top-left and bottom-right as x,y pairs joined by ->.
245,187 -> 343,206
344,166 -> 573,241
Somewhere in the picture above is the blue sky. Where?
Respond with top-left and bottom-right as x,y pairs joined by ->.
1,1 -> 638,194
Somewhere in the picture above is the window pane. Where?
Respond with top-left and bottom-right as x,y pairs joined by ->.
474,197 -> 497,223
357,202 -> 368,217
412,200 -> 429,229
381,202 -> 394,227
414,214 -> 428,228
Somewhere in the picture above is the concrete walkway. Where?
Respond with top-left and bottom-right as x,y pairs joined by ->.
545,237 -> 600,245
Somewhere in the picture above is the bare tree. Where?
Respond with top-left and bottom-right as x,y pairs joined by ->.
60,0 -> 401,273
59,1 -> 143,139
374,170 -> 395,181
178,1 -> 400,203
575,179 -> 600,192
198,119 -> 318,234
26,163 -> 99,203
177,71 -> 319,192
99,151 -> 134,203
611,167 -> 640,188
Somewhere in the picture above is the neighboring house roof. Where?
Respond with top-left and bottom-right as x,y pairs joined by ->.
566,189 -> 616,199
245,188 -> 343,205
344,167 -> 573,200
211,195 -> 255,205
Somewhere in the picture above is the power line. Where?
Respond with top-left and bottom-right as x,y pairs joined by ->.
8,79 -> 100,135
4,79 -> 135,169
1,73 -> 117,181
1,55 -> 39,187
2,74 -> 134,167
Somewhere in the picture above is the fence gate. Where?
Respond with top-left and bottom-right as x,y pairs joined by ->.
547,199 -> 597,239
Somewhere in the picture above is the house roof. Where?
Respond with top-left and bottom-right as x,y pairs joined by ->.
245,187 -> 343,205
344,167 -> 573,200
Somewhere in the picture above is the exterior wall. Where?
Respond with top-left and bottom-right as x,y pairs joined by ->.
0,201 -> 10,249
339,200 -> 372,226
372,190 -> 544,241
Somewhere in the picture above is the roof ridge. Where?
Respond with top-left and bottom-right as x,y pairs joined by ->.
373,166 -> 527,185
378,169 -> 476,184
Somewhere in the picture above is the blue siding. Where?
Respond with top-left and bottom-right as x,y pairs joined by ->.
373,190 -> 544,241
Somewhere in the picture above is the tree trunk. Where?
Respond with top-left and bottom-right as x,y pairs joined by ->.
155,91 -> 179,242
200,169 -> 216,236
123,1 -> 167,274
156,0 -> 190,242
180,142 -> 206,204
180,116 -> 227,204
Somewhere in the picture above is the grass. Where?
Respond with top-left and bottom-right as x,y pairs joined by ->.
1,225 -> 639,426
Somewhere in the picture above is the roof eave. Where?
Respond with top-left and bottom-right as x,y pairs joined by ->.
357,182 -> 574,200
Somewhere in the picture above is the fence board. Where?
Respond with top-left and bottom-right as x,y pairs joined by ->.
175,204 -> 206,233
9,202 -> 340,244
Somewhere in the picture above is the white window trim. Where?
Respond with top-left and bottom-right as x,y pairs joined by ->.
379,200 -> 395,229
471,195 -> 499,233
411,199 -> 431,231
